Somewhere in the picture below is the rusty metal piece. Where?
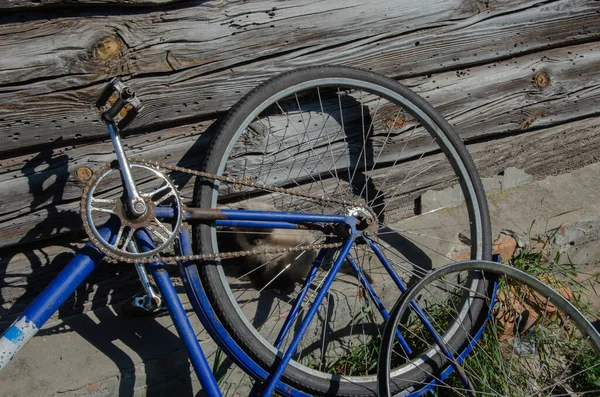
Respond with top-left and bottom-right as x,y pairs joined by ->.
185,207 -> 228,220
535,71 -> 550,88
76,167 -> 93,182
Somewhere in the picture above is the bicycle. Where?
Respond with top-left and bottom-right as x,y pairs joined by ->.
0,66 -> 493,396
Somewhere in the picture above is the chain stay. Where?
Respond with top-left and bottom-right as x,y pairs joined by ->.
120,241 -> 344,264
82,157 -> 360,264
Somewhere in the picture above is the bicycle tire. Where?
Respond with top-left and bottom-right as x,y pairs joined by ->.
191,66 -> 493,396
378,260 -> 600,396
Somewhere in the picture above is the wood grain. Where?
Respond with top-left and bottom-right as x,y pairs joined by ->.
1,40 -> 599,248
2,0 -> 600,323
1,0 -> 598,152
0,0 -> 183,10
3,115 -> 599,323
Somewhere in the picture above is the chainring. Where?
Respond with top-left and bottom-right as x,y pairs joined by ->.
80,160 -> 183,263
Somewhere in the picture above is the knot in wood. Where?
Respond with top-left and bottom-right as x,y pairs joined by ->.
386,115 -> 405,129
93,35 -> 125,61
535,71 -> 550,88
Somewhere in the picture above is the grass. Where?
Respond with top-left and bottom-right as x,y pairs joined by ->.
327,335 -> 381,376
437,230 -> 600,395
324,227 -> 600,394
246,226 -> 600,393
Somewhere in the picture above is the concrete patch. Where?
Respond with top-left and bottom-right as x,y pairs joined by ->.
421,167 -> 533,213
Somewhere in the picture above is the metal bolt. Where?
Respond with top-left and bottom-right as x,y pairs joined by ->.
122,86 -> 134,99
76,167 -> 93,182
133,200 -> 146,213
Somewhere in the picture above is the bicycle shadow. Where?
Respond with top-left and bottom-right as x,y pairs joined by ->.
0,145 -> 81,328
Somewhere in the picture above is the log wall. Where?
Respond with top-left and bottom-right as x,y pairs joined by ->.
1,0 -> 600,326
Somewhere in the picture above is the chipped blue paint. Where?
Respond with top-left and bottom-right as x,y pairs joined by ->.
3,325 -> 24,344
0,220 -> 116,374
0,316 -> 38,371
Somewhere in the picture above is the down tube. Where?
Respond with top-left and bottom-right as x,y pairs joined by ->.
135,228 -> 222,397
0,219 -> 118,372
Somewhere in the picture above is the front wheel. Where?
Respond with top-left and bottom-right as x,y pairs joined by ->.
192,66 -> 492,396
378,261 -> 600,397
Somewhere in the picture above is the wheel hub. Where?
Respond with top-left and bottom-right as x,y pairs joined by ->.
348,206 -> 378,234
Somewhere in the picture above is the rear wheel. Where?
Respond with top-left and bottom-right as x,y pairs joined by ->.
192,66 -> 492,396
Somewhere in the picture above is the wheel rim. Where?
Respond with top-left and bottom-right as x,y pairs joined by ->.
200,72 -> 491,391
379,260 -> 600,396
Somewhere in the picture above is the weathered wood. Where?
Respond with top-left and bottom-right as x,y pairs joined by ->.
1,39 -> 599,249
1,0 -> 598,152
3,115 -> 599,326
1,0 -> 600,329
0,119 -> 214,248
0,0 -> 182,10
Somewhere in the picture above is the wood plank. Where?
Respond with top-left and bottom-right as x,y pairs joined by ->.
0,0 -> 182,10
1,0 -> 598,152
1,40 -> 599,248
0,119 -> 214,248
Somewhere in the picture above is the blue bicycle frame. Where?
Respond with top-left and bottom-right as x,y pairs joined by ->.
0,117 -> 491,395
0,205 -> 484,396
0,204 -> 376,396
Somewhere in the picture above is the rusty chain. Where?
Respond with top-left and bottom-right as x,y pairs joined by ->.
79,157 -> 375,264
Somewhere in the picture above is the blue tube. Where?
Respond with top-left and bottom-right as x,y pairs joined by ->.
0,218 -> 118,372
261,238 -> 355,397
18,218 -> 117,329
135,229 -> 222,397
345,255 -> 412,355
220,209 -> 349,224
274,249 -> 328,349
176,227 -> 305,397
367,238 -> 476,392
214,220 -> 309,230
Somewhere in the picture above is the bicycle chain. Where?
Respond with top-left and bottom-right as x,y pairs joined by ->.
80,157 -> 372,264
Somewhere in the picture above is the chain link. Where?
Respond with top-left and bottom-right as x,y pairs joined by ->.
81,158 -> 360,264
129,158 -> 364,209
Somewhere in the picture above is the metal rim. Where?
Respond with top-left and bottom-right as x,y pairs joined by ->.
207,75 -> 491,384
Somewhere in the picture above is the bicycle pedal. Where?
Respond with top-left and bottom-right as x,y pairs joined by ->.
121,296 -> 166,317
96,77 -> 144,130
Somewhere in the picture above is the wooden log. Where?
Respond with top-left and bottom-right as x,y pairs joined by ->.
1,39 -> 599,248
0,0 -> 598,152
3,115 -> 599,326
0,0 -> 182,10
